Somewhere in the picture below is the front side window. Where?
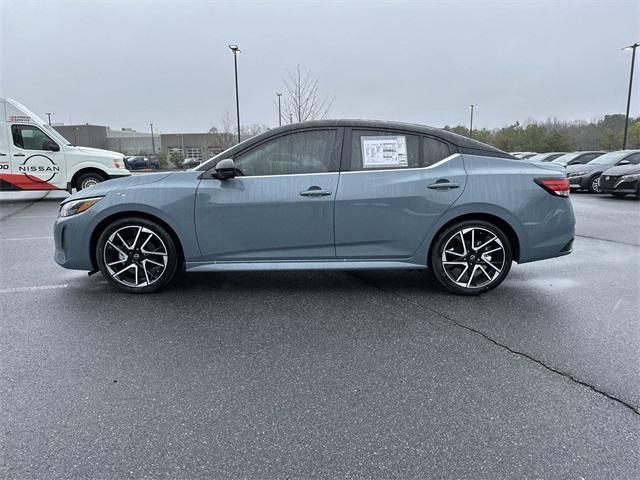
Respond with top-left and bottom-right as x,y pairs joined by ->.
11,125 -> 57,150
235,129 -> 338,176
349,130 -> 419,171
622,153 -> 640,165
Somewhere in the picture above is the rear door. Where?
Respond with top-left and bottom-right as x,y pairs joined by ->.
335,129 -> 466,259
195,128 -> 342,261
7,123 -> 66,190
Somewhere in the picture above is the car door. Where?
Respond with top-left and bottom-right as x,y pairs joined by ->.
8,123 -> 66,190
335,129 -> 466,259
195,128 -> 342,261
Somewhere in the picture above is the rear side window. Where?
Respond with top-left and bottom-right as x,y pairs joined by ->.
11,125 -> 56,150
422,137 -> 453,166
349,130 -> 420,171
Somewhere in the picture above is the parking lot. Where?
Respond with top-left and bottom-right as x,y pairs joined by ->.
1,191 -> 639,478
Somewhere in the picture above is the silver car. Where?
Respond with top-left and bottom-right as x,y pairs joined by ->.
54,120 -> 575,295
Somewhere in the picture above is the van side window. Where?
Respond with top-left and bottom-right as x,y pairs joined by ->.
11,125 -> 56,150
349,130 -> 420,171
422,137 -> 453,166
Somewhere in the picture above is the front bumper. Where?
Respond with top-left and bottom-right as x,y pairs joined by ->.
53,214 -> 94,271
599,175 -> 639,194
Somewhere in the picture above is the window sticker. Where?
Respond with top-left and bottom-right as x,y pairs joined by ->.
361,136 -> 408,168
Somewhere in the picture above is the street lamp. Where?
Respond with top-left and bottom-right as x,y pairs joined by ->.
276,93 -> 282,127
469,104 -> 476,138
73,127 -> 79,145
149,123 -> 156,169
622,42 -> 639,150
228,44 -> 241,143
45,112 -> 53,125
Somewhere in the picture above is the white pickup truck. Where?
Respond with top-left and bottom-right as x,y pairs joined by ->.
0,98 -> 130,191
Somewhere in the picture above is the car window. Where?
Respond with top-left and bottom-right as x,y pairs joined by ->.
422,137 -> 453,166
234,129 -> 339,176
622,153 -> 640,165
349,130 -> 419,171
11,125 -> 56,150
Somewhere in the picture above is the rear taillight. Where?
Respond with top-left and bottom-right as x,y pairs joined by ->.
534,178 -> 570,197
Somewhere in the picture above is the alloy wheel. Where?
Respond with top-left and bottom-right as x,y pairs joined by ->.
591,176 -> 601,193
441,227 -> 506,289
103,225 -> 168,288
82,178 -> 99,189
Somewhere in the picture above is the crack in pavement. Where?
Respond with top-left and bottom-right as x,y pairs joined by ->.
348,272 -> 640,417
574,234 -> 639,248
0,192 -> 51,222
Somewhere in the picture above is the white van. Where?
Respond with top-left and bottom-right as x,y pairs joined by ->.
0,98 -> 130,192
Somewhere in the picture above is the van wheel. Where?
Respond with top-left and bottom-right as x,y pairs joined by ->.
96,218 -> 179,293
76,172 -> 105,191
429,220 -> 512,295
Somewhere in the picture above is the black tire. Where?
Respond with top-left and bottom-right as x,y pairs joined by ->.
76,172 -> 105,191
429,220 -> 513,295
96,217 -> 179,293
587,174 -> 602,194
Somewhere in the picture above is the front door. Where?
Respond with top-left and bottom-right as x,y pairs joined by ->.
335,129 -> 466,259
7,123 -> 66,190
195,128 -> 342,261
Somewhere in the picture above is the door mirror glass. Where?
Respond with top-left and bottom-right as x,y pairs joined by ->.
214,158 -> 236,179
618,160 -> 630,165
42,139 -> 60,152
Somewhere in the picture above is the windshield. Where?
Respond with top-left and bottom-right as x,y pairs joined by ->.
6,98 -> 72,146
588,151 -> 629,165
552,153 -> 580,165
528,153 -> 555,162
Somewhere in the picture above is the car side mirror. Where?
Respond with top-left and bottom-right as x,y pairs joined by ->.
43,140 -> 60,152
618,160 -> 630,165
214,158 -> 236,179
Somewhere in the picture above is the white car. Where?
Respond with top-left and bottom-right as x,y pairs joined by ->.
0,98 -> 130,191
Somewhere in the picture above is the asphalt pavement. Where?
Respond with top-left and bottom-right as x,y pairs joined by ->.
1,190 -> 639,479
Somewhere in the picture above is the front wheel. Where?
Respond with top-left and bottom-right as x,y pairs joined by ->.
76,172 -> 105,191
429,220 -> 513,295
96,218 -> 179,293
588,175 -> 602,193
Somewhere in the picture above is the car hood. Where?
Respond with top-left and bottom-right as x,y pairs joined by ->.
64,172 -> 173,202
73,146 -> 125,159
601,164 -> 640,176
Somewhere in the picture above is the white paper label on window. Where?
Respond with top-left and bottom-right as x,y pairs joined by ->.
361,136 -> 408,168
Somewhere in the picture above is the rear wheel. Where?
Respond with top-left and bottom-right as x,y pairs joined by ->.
588,175 -> 602,193
76,172 -> 105,191
429,220 -> 513,295
96,218 -> 179,293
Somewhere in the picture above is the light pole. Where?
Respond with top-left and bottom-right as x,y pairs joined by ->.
228,44 -> 241,143
469,104 -> 475,138
45,113 -> 53,125
276,93 -> 282,126
622,42 -> 639,150
73,127 -> 79,145
150,123 -> 156,169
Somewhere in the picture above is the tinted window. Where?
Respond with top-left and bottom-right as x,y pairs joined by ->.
11,125 -> 56,150
349,130 -> 419,171
579,153 -> 600,163
622,153 -> 640,165
423,137 -> 453,166
235,130 -> 338,176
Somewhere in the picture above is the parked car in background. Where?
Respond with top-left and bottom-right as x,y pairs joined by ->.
510,152 -> 537,159
182,157 -> 201,168
54,120 -> 574,296
125,156 -> 160,170
552,151 -> 605,167
599,163 -> 640,198
566,150 -> 640,193
527,152 -> 568,163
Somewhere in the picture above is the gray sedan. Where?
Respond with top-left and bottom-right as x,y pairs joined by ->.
54,120 -> 575,295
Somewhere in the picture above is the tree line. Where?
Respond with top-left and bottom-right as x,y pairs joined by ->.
445,114 -> 640,153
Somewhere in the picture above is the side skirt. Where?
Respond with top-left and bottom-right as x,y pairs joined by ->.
185,260 -> 427,273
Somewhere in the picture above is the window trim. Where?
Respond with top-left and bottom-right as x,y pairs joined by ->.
11,124 -> 58,151
218,127 -> 344,177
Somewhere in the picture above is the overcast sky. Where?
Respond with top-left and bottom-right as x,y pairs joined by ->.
1,0 -> 638,134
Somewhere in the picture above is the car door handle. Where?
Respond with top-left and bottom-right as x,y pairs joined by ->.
299,186 -> 332,197
427,181 -> 460,190
13,153 -> 25,157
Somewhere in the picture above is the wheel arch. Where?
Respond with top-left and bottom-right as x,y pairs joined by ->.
89,211 -> 185,271
427,212 -> 521,265
71,167 -> 108,190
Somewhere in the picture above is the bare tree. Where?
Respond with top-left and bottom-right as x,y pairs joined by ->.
282,65 -> 332,124
212,112 -> 270,150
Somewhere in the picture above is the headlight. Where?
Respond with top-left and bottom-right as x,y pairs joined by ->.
113,158 -> 124,169
59,196 -> 103,217
621,173 -> 640,181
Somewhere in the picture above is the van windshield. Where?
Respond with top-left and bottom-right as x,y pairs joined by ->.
7,99 -> 72,146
